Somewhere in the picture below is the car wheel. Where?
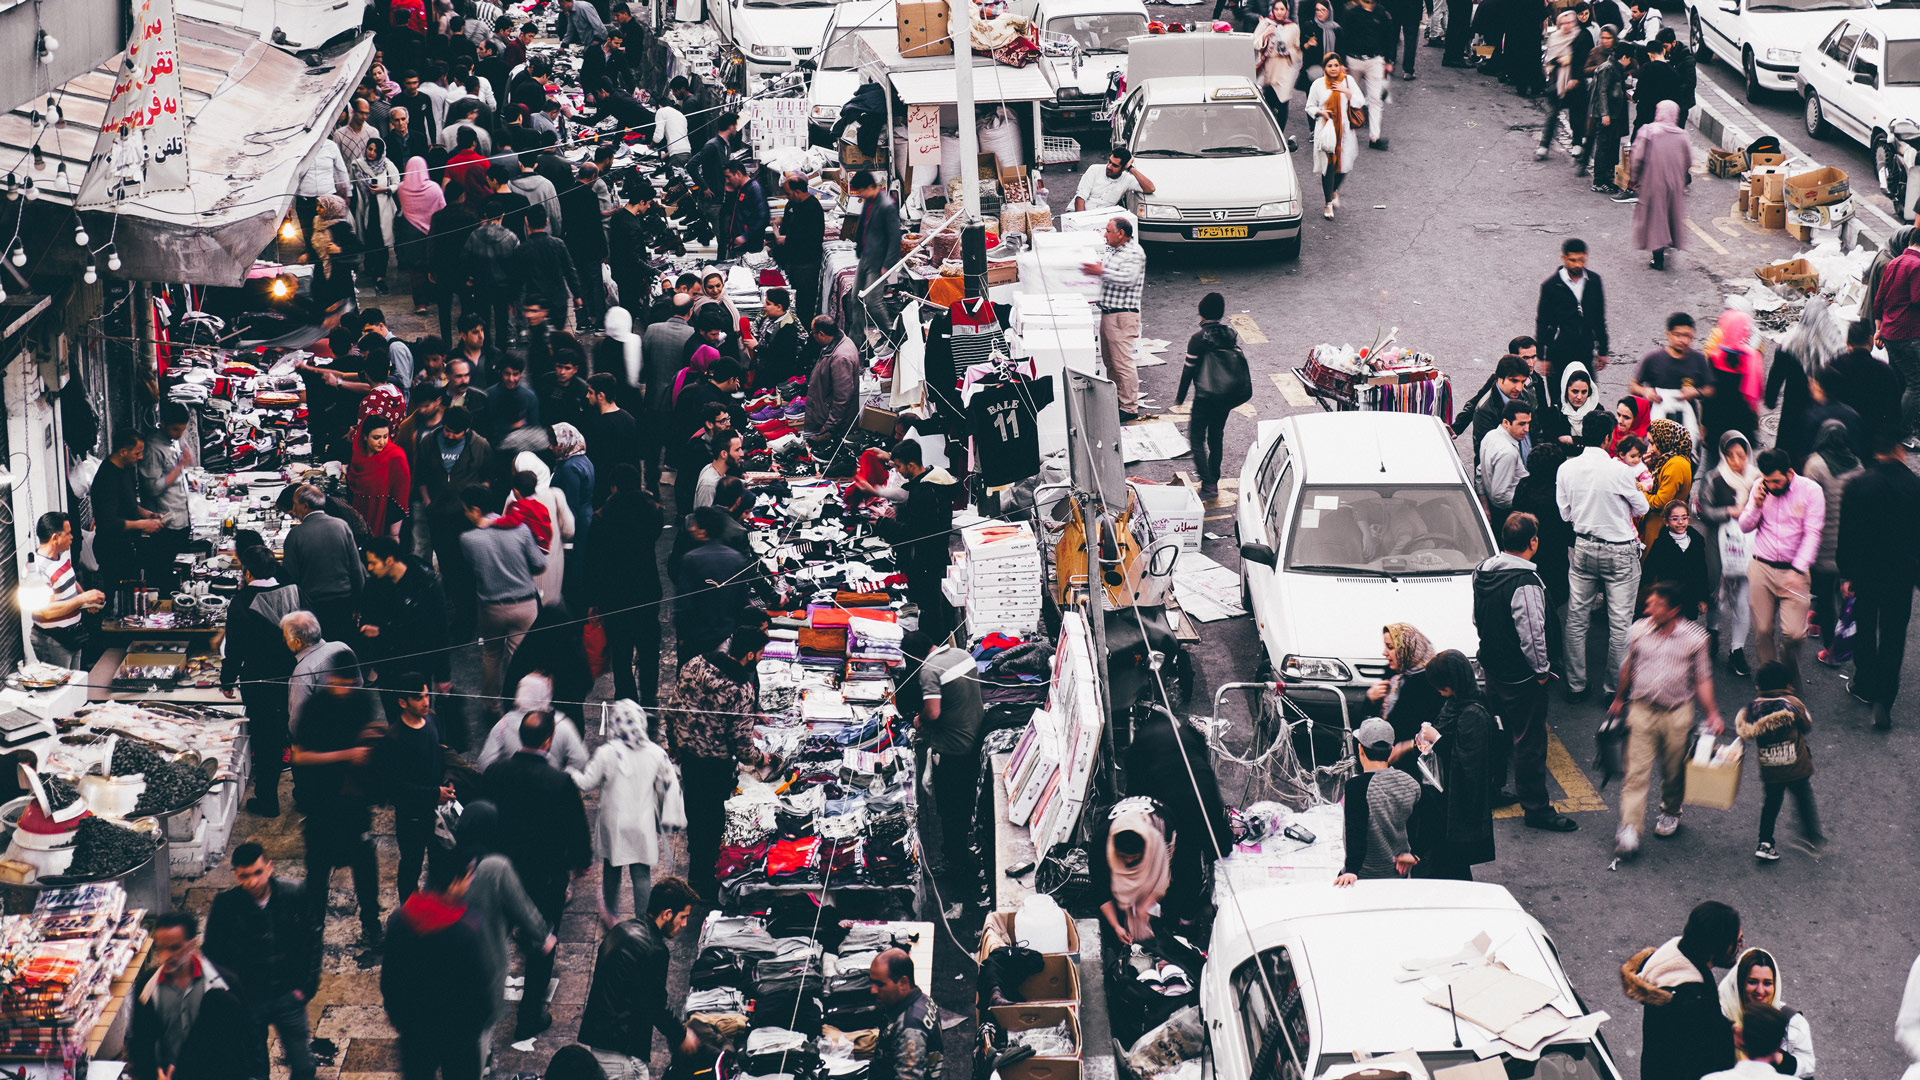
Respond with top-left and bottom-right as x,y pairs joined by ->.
1877,133 -> 1907,208
1744,49 -> 1763,102
1805,92 -> 1827,139
1274,234 -> 1302,260
1689,13 -> 1710,62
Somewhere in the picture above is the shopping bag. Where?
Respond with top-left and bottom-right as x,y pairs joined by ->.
1830,595 -> 1858,663
1717,522 -> 1753,577
1593,712 -> 1627,789
1683,737 -> 1742,811
584,608 -> 610,677
433,799 -> 462,850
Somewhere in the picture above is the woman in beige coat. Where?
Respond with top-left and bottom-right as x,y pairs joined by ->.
1253,0 -> 1303,144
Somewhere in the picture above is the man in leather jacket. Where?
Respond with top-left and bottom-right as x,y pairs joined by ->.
872,949 -> 940,1080
578,876 -> 703,1078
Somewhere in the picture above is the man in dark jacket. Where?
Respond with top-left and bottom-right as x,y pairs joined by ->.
1469,354 -> 1537,469
290,650 -> 388,944
428,185 -> 480,343
661,629 -> 774,900
770,176 -> 826,319
1621,901 -> 1740,1080
1535,238 -> 1610,379
1125,705 -> 1231,920
803,317 -> 862,446
281,484 -> 365,643
203,843 -> 322,1080
1829,318 -> 1904,445
361,537 -> 453,700
674,506 -> 752,659
851,170 -> 900,339
871,949 -> 940,1080
1838,433 -> 1920,729
831,82 -> 889,155
1472,514 -> 1577,832
1630,42 -> 1685,144
513,205 -> 582,329
381,858 -> 494,1080
414,405 -> 494,641
561,162 -> 610,331
482,710 -> 593,1039
130,912 -> 261,1080
592,465 -> 667,704
608,178 -> 673,316
888,440 -> 958,644
223,544 -> 303,816
716,161 -> 768,260
578,877 -> 704,1077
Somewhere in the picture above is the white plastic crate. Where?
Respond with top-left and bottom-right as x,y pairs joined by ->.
169,820 -> 210,876
1040,135 -> 1082,166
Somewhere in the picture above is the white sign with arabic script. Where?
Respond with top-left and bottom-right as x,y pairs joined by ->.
76,0 -> 188,208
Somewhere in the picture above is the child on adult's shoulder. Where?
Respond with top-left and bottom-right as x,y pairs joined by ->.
1734,661 -> 1822,863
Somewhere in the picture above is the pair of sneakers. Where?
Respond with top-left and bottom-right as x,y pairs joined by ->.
1614,812 -> 1683,857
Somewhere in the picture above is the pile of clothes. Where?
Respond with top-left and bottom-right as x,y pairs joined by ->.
713,745 -> 919,902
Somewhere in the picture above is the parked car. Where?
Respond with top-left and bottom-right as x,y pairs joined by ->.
1235,412 -> 1491,708
1686,0 -> 1870,100
1032,0 -> 1150,130
710,0 -> 841,74
1797,9 -> 1920,209
1110,34 -> 1304,253
1203,881 -> 1627,1080
806,0 -> 897,143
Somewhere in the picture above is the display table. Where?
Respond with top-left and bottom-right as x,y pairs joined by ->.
85,938 -> 150,1060
990,751 -> 1039,913
86,649 -> 230,705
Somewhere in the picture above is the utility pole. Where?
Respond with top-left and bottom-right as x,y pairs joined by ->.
953,10 -> 988,300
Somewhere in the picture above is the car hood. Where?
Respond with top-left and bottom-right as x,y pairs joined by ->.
732,2 -> 838,47
1274,570 -> 1480,662
1744,8 -> 1862,45
810,69 -> 861,114
1130,152 -> 1298,202
1044,52 -> 1128,94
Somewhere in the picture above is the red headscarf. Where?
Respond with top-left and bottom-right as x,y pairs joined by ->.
348,435 -> 411,537
1606,395 -> 1651,458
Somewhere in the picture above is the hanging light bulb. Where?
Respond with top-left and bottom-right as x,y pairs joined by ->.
279,217 -> 300,241
32,145 -> 45,172
106,249 -> 121,272
82,262 -> 96,285
73,222 -> 87,246
38,32 -> 58,63
9,245 -> 23,268
0,280 -> 9,303
22,178 -> 36,201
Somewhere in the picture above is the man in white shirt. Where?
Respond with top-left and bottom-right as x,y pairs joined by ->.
295,137 -> 351,248
1556,411 -> 1649,699
1478,397 -> 1531,533
26,512 -> 103,668
693,431 -> 743,508
653,79 -> 693,159
1073,147 -> 1156,212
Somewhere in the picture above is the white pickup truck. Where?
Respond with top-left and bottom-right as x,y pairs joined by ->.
1027,0 -> 1150,131
805,0 -> 899,142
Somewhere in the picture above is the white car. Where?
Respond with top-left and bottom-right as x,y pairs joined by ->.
1202,881 -> 1627,1080
709,0 -> 840,73
1687,0 -> 1870,100
1033,0 -> 1150,130
1797,10 -> 1920,209
1235,412 -> 1492,705
805,0 -> 897,142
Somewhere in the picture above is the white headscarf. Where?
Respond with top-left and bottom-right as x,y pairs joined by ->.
1717,947 -> 1785,1026
1560,360 -> 1601,429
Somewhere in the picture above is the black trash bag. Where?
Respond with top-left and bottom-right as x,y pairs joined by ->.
978,944 -> 1046,1008
1594,712 -> 1628,789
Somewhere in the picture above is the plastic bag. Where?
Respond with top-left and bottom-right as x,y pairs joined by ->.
433,799 -> 462,850
1125,1006 -> 1205,1080
1593,712 -> 1627,789
1830,595 -> 1857,663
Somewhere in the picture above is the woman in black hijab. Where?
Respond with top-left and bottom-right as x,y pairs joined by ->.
1414,651 -> 1498,880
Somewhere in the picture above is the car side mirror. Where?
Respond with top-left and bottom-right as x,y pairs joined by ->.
1856,68 -> 1877,86
1240,541 -> 1277,568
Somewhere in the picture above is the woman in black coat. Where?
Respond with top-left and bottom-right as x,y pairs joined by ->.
1363,622 -> 1443,771
1512,442 -> 1574,663
1414,650 -> 1497,880
1639,502 -> 1710,619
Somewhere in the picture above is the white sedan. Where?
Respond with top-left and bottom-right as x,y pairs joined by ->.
1687,0 -> 1870,100
1798,10 -> 1920,211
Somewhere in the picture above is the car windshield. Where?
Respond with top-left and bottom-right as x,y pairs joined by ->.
1046,12 -> 1150,51
1286,485 -> 1491,575
1748,0 -> 1865,11
1312,1045 -> 1612,1079
1133,102 -> 1284,156
819,30 -> 869,67
1887,40 -> 1920,82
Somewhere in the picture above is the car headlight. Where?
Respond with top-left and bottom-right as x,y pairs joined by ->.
1281,655 -> 1353,682
1763,47 -> 1799,64
811,104 -> 841,122
748,43 -> 791,58
1056,87 -> 1085,101
1138,203 -> 1180,221
1258,200 -> 1300,218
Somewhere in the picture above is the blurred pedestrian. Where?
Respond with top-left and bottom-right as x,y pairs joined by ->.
1609,581 -> 1721,858
1837,432 -> 1920,729
1631,101 -> 1690,270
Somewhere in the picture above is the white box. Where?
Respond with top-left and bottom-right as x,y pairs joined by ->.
1130,481 -> 1206,552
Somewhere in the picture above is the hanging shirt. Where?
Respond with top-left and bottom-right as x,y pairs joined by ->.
946,298 -> 1007,377
967,375 -> 1055,487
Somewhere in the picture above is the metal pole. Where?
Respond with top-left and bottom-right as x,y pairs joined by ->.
954,12 -> 981,224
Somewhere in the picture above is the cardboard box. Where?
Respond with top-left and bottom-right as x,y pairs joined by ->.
1757,199 -> 1786,230
1737,187 -> 1750,214
1786,219 -> 1810,242
1788,195 -> 1855,228
1757,257 -> 1818,293
1614,162 -> 1630,190
1759,171 -> 1788,203
1785,165 -> 1849,208
1472,43 -> 1494,57
839,137 -> 886,167
987,261 -> 1019,285
1684,757 -> 1741,811
981,911 -> 1083,958
1707,148 -> 1744,178
989,1005 -> 1082,1080
1129,480 -> 1205,552
897,0 -> 952,57
1747,148 -> 1787,169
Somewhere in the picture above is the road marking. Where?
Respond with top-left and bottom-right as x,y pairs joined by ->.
1199,274 -> 1221,284
1271,370 -> 1312,406
1227,313 -> 1268,344
1491,730 -> 1610,818
1687,218 -> 1731,256
1234,402 -> 1258,418
1167,402 -> 1193,416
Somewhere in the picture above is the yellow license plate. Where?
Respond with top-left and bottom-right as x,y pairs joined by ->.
1193,225 -> 1249,239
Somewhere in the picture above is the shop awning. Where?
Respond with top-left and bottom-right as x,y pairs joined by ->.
0,18 -> 374,286
888,64 -> 1054,106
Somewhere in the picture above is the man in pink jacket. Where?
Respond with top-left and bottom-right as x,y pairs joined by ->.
1874,236 -> 1920,450
1738,447 -> 1825,687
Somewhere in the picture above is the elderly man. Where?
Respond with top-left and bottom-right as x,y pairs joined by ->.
559,0 -> 608,46
1082,217 -> 1149,422
804,316 -> 862,447
284,610 -> 355,729
282,484 -> 365,642
288,643 -> 385,943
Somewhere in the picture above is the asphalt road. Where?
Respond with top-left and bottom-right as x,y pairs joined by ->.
1045,19 -> 1919,1077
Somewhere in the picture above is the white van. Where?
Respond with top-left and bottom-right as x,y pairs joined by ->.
710,0 -> 842,73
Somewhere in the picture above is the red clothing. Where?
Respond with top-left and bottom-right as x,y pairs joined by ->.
349,440 -> 412,536
493,496 -> 553,548
1878,248 -> 1920,341
1606,395 -> 1652,458
447,149 -> 493,204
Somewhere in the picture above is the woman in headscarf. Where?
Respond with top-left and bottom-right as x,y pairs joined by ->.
550,422 -> 596,564
348,415 -> 412,539
1582,30 -> 1632,192
571,699 -> 685,925
1717,949 -> 1816,1078
672,343 -> 722,406
1298,0 -> 1338,83
451,800 -> 553,1049
1695,429 -> 1760,674
1703,308 -> 1762,466
1862,225 -> 1918,326
1641,419 -> 1694,547
351,138 -> 401,293
1802,418 -> 1862,665
395,156 -> 445,317
1630,100 -> 1691,270
504,451 -> 573,609
1767,296 -> 1846,466
1535,360 -> 1598,445
1253,0 -> 1303,137
1304,54 -> 1366,220
1094,797 -> 1172,945
1606,395 -> 1651,457
1364,622 -> 1442,771
1413,650 -> 1497,881
308,193 -> 360,307
1536,12 -> 1587,162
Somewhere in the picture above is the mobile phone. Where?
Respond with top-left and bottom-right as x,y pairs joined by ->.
1004,860 -> 1036,877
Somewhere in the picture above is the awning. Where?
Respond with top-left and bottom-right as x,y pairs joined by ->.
889,64 -> 1053,106
0,18 -> 374,286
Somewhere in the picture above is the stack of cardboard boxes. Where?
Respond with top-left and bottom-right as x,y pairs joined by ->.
1735,143 -> 1852,241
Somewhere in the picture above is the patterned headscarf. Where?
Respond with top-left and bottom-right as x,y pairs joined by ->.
552,421 -> 587,458
1647,418 -> 1693,475
1383,622 -> 1435,674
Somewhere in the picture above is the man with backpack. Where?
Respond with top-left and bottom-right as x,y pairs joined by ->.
1175,292 -> 1252,499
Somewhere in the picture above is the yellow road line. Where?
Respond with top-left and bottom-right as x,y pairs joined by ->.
1271,371 -> 1311,407
1227,313 -> 1267,344
1491,729 -> 1610,818
1686,219 -> 1730,256
1234,402 -> 1258,418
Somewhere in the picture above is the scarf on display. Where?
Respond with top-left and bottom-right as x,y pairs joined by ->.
348,437 -> 411,536
1544,12 -> 1579,93
1646,418 -> 1693,477
1606,395 -> 1651,457
1707,308 -> 1764,414
311,195 -> 350,278
1559,361 -> 1601,430
1715,431 -> 1759,504
1105,797 -> 1171,944
397,156 -> 445,233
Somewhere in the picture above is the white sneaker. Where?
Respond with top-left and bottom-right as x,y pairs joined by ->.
1653,813 -> 1681,837
1534,146 -> 1549,160
1614,824 -> 1640,857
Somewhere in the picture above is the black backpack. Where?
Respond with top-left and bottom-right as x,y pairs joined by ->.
1195,336 -> 1253,409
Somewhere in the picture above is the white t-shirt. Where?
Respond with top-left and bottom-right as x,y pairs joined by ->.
29,552 -> 80,629
1076,165 -> 1142,209
654,105 -> 691,157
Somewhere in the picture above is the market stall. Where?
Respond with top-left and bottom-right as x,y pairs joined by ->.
0,882 -> 152,1064
1294,340 -> 1454,416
